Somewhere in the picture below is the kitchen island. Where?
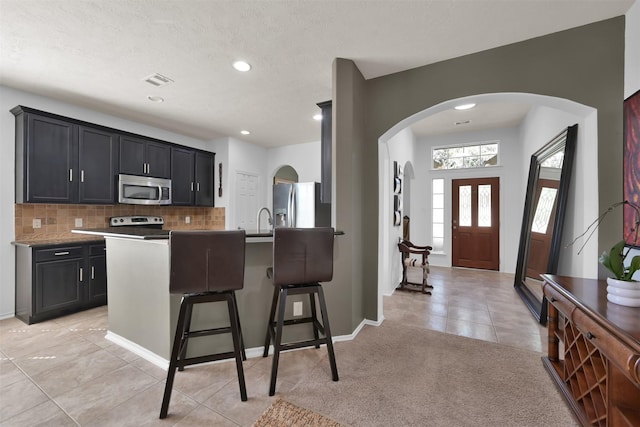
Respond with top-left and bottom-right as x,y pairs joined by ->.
72,227 -> 338,368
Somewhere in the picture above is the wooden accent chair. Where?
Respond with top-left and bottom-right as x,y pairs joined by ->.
397,240 -> 433,295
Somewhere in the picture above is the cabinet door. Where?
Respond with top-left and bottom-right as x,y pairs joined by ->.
195,152 -> 215,206
25,114 -> 78,203
317,100 -> 332,204
78,126 -> 118,204
88,248 -> 107,305
145,141 -> 171,178
119,135 -> 146,175
35,258 -> 83,315
171,147 -> 195,205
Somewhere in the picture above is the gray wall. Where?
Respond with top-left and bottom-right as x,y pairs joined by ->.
334,17 -> 624,321
331,58 -> 369,330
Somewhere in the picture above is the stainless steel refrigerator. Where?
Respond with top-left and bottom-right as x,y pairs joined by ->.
273,182 -> 330,228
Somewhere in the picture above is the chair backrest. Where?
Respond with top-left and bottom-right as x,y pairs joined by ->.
272,227 -> 334,286
170,230 -> 246,294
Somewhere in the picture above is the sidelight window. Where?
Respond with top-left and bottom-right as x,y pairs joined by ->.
432,178 -> 444,252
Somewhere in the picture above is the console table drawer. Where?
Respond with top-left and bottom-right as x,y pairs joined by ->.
544,284 -> 576,317
573,309 -> 640,385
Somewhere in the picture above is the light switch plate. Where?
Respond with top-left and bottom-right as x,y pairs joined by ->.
293,301 -> 303,317
185,216 -> 191,224
32,219 -> 41,229
75,218 -> 83,227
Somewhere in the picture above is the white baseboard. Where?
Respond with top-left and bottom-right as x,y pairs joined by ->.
106,316 -> 384,369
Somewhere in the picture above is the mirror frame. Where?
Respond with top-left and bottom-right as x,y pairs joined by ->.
514,124 -> 578,325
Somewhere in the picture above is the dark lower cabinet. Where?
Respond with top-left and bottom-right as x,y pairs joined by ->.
15,241 -> 107,324
88,244 -> 107,305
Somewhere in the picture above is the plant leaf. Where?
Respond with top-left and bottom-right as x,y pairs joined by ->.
625,255 -> 640,281
608,240 -> 626,279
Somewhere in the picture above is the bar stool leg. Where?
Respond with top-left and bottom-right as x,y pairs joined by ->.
263,284 -> 279,357
309,292 -> 320,349
231,292 -> 246,361
269,286 -> 288,396
177,301 -> 194,371
317,285 -> 339,382
227,292 -> 248,401
160,296 -> 191,419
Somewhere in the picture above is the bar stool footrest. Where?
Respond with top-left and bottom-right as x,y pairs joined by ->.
279,339 -> 331,352
179,351 -> 236,368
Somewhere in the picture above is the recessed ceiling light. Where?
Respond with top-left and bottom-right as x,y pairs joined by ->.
454,103 -> 476,111
313,114 -> 323,121
240,130 -> 251,135
147,96 -> 164,103
233,61 -> 251,72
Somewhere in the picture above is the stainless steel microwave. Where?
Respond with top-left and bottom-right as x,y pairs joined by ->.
118,174 -> 171,205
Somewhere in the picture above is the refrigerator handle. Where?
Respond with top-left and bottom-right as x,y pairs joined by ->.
289,185 -> 295,227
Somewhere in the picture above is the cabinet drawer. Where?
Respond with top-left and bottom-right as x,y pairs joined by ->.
35,246 -> 84,262
573,309 -> 640,385
543,283 -> 576,317
89,244 -> 106,256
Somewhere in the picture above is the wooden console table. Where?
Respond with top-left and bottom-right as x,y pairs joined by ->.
541,274 -> 640,426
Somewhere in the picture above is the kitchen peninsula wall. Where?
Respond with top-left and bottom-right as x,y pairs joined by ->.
15,204 -> 225,242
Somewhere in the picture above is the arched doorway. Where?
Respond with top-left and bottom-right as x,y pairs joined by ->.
376,92 -> 598,318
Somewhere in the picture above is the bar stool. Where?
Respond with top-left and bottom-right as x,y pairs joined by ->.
160,230 -> 247,419
263,227 -> 339,396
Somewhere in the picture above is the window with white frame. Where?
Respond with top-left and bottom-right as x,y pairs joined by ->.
432,178 -> 444,252
432,142 -> 499,170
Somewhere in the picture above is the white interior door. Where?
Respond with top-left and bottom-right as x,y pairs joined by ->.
235,172 -> 258,230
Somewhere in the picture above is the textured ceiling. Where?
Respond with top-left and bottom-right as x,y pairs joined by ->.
0,0 -> 634,147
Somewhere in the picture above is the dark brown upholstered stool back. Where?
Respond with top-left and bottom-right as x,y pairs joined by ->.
272,227 -> 334,285
170,230 -> 245,294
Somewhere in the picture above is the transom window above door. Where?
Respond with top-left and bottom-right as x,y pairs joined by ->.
432,142 -> 499,170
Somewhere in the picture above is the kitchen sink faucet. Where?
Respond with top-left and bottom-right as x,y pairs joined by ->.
257,207 -> 273,233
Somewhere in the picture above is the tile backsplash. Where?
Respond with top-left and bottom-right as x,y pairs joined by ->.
15,204 -> 225,242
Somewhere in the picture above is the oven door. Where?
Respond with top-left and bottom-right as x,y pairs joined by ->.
118,174 -> 172,205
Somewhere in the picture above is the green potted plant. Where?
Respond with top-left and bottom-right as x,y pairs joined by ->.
568,201 -> 640,306
599,239 -> 640,282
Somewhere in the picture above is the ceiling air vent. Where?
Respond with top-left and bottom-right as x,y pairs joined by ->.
143,73 -> 174,87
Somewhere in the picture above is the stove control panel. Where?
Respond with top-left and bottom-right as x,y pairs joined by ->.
110,216 -> 164,227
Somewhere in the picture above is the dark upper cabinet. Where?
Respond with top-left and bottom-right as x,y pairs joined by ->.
317,100 -> 332,204
78,126 -> 118,204
13,107 -> 117,204
120,135 -> 171,179
19,112 -> 77,203
195,151 -> 215,206
171,147 -> 215,206
12,106 -> 215,206
171,147 -> 195,205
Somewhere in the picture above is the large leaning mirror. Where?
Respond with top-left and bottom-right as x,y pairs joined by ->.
514,124 -> 578,325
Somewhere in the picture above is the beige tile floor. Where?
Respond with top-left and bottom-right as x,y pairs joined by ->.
0,266 -> 547,426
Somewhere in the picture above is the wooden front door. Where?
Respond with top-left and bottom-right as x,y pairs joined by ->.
452,177 -> 500,270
